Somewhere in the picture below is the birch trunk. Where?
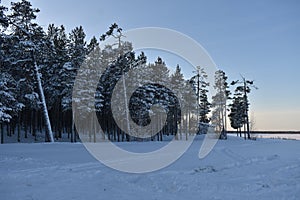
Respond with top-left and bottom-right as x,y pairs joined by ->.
35,62 -> 54,142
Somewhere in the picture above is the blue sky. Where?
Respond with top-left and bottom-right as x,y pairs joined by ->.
2,0 -> 300,130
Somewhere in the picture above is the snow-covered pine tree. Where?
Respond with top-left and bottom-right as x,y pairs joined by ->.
170,65 -> 185,139
147,57 -> 171,141
149,57 -> 170,86
189,66 -> 211,134
0,0 -> 8,28
43,24 -> 70,139
7,0 -> 54,142
96,25 -> 137,141
62,26 -> 87,112
0,72 -> 24,143
73,36 -> 103,142
1,2 -> 26,142
182,80 -> 198,136
0,3 -> 16,142
61,26 -> 87,142
112,52 -> 148,141
0,1 -> 8,71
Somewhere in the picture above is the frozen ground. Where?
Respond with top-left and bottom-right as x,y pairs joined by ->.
0,136 -> 300,200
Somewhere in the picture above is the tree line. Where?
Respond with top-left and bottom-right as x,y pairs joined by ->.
0,0 -> 256,143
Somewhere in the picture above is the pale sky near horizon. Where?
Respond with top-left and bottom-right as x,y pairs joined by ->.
2,0 -> 300,131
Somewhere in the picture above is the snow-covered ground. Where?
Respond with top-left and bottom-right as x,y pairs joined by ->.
1,136 -> 300,200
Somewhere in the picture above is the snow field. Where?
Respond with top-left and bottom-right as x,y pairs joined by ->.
0,136 -> 300,200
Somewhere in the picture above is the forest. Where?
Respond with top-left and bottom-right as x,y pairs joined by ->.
0,0 -> 256,143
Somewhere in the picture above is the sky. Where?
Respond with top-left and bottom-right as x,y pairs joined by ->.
2,0 -> 300,131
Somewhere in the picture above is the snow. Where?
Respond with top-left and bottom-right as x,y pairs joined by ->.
0,110 -> 12,122
62,62 -> 73,70
24,92 -> 39,101
0,136 -> 300,200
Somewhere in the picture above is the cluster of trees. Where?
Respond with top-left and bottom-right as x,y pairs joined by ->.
0,0 -> 256,143
0,0 -> 93,142
229,78 -> 257,139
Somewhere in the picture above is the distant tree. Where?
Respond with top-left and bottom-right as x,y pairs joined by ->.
249,111 -> 256,133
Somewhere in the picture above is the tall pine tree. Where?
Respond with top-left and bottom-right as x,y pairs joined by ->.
211,70 -> 230,139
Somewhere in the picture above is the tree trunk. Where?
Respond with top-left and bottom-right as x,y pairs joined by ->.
34,61 -> 54,142
24,110 -> 28,139
73,111 -> 77,143
6,124 -> 9,137
122,69 -> 131,138
17,115 -> 21,142
246,115 -> 251,139
71,113 -> 74,143
0,123 -> 3,144
174,110 -> 178,140
244,125 -> 246,140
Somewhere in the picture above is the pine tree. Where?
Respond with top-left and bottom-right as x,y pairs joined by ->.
228,92 -> 245,137
182,80 -> 198,136
73,36 -> 102,142
0,72 -> 24,143
61,25 -> 87,142
211,70 -> 230,139
148,57 -> 172,140
230,77 -> 257,139
43,24 -> 70,139
190,67 -> 211,134
62,27 -> 87,111
170,65 -> 185,139
149,57 -> 170,85
7,0 -> 54,142
199,68 -> 211,124
0,1 -> 8,69
0,1 -> 8,28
